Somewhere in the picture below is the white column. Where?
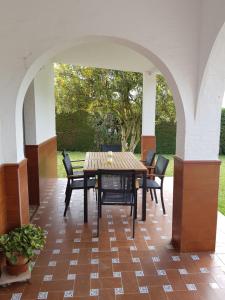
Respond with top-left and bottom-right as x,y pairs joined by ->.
23,82 -> 37,145
23,64 -> 56,146
142,72 -> 156,136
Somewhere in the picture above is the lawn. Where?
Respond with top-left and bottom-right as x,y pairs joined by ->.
57,151 -> 225,215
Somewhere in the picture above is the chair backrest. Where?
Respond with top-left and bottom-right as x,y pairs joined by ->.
98,169 -> 135,194
100,144 -> 122,152
154,155 -> 169,178
62,149 -> 67,158
62,155 -> 73,177
145,149 -> 156,166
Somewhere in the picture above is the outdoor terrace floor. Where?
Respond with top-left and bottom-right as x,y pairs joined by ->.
1,178 -> 225,300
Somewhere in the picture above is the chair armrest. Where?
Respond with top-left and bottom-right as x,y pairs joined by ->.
146,166 -> 155,169
148,173 -> 165,178
140,160 -> 146,163
71,159 -> 85,162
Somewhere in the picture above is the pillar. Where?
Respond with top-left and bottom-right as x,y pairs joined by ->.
141,72 -> 156,160
4,160 -> 30,231
172,157 -> 220,252
0,159 -> 30,233
23,64 -> 57,206
0,101 -> 30,233
172,88 -> 222,251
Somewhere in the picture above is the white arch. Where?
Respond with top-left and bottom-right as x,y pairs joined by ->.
15,35 -> 186,161
191,22 -> 225,160
197,22 -> 225,116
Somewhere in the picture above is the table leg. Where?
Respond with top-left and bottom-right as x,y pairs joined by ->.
84,173 -> 88,223
142,171 -> 147,221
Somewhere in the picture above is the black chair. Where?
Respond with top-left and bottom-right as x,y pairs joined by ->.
63,157 -> 96,217
62,152 -> 85,197
140,149 -> 156,174
100,144 -> 122,152
62,150 -> 84,170
139,155 -> 169,214
97,169 -> 137,238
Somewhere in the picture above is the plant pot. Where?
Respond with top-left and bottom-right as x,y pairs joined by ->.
6,255 -> 29,276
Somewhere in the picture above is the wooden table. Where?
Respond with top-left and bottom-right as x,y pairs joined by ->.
83,152 -> 147,223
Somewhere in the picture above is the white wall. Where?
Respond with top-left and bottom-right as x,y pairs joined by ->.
23,64 -> 55,146
55,40 -> 155,73
33,64 -> 55,144
0,0 -> 224,162
23,82 -> 36,145
198,0 -> 225,90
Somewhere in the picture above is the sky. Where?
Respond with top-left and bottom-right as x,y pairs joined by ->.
223,93 -> 225,108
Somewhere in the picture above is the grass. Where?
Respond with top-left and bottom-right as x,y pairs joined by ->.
57,151 -> 225,215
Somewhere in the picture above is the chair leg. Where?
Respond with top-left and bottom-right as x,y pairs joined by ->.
133,199 -> 137,238
99,192 -> 102,218
130,206 -> 133,216
134,203 -> 137,220
100,202 -> 102,218
134,189 -> 138,219
150,189 -> 154,201
65,180 -> 69,201
153,189 -> 158,204
160,188 -> 166,214
64,188 -> 72,217
97,190 -> 101,237
95,189 -> 98,202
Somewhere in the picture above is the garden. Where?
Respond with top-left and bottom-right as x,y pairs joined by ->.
55,64 -> 225,215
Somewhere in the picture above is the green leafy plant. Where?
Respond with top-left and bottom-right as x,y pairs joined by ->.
0,224 -> 46,264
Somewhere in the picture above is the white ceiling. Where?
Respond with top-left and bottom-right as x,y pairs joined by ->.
53,40 -> 157,73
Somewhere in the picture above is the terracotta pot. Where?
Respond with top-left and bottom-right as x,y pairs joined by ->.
6,255 -> 29,276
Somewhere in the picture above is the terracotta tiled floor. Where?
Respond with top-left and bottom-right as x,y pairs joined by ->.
1,178 -> 225,300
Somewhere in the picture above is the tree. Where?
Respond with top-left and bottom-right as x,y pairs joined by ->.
87,70 -> 143,152
156,74 -> 176,124
54,64 -> 176,153
54,64 -> 143,152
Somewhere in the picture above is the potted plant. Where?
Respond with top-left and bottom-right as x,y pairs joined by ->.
0,224 -> 46,276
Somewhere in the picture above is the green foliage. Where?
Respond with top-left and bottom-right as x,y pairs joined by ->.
55,64 -> 179,154
156,74 -> 176,124
56,111 -> 96,151
88,112 -> 121,150
156,122 -> 176,154
0,224 -> 46,264
55,64 -> 143,152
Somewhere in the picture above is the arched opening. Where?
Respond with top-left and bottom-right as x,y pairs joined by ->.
19,36 -> 182,244
16,36 -> 185,162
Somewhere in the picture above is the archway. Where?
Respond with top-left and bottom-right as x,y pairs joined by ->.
0,35 -> 188,247
16,36 -> 185,163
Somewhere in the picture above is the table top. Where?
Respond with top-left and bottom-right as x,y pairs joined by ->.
83,152 -> 147,172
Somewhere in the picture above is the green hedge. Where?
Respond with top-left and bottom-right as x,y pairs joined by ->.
56,111 -> 96,151
156,122 -> 176,154
56,111 -> 177,153
57,109 -> 225,155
